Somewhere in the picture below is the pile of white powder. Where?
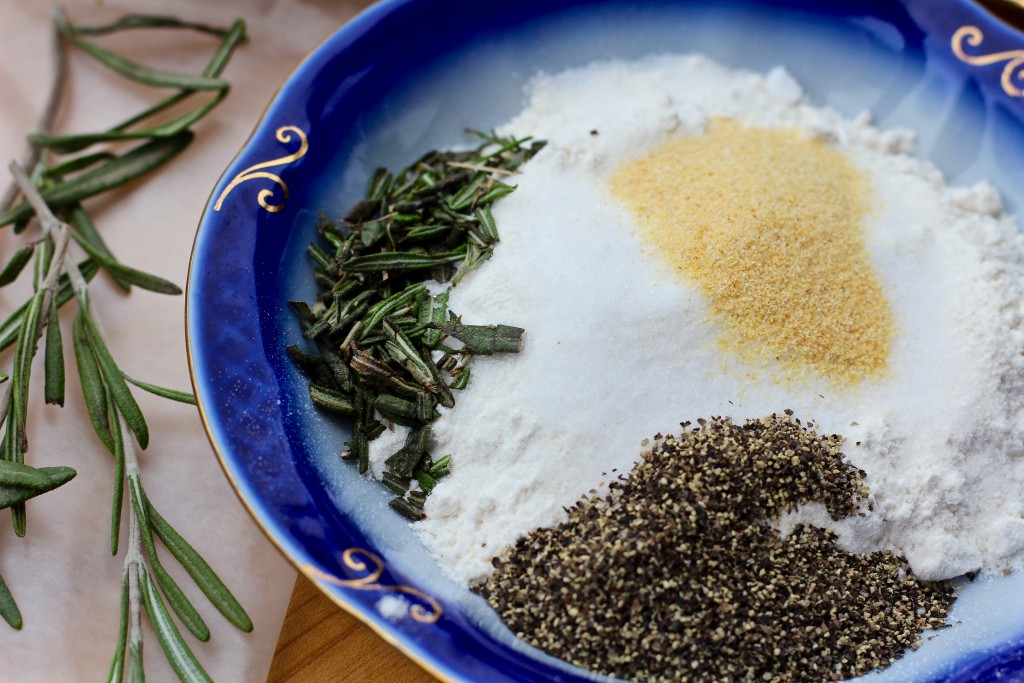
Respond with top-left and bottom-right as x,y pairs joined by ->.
367,54 -> 1024,587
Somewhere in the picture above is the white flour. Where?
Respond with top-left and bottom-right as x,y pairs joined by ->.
368,55 -> 1024,587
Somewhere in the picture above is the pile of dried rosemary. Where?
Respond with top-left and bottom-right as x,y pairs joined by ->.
290,132 -> 543,519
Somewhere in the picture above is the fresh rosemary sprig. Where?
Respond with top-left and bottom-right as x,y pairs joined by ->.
2,10 -> 251,682
291,132 -> 544,519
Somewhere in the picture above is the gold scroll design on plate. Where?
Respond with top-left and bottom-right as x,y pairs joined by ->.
305,548 -> 443,624
213,125 -> 309,213
952,25 -> 1024,97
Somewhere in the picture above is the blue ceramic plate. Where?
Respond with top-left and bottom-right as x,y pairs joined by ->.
187,1 -> 1024,680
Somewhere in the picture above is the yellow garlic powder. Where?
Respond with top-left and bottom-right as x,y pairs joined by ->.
608,118 -> 894,383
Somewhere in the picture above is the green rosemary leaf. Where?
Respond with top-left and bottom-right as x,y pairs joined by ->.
1,410 -> 25,535
122,375 -> 195,404
348,345 -> 392,382
307,243 -> 331,270
105,568 -> 129,683
1,404 -> 15,457
429,322 -> 524,355
374,393 -> 420,420
32,239 -> 53,291
0,133 -> 194,228
0,465 -> 76,509
68,206 -> 131,291
73,311 -> 115,454
423,290 -> 449,349
80,243 -> 181,294
0,246 -> 34,287
445,174 -> 488,211
416,291 -> 433,327
286,345 -> 335,389
384,425 -> 431,478
0,569 -> 22,629
330,290 -> 375,335
364,419 -> 386,441
354,429 -> 370,475
110,389 -> 124,555
201,19 -> 247,78
383,322 -> 455,408
146,500 -> 253,632
60,27 -> 228,92
415,471 -> 437,495
359,219 -> 387,248
301,314 -> 331,341
451,243 -> 493,286
66,14 -> 231,37
45,151 -> 116,178
408,490 -> 427,508
361,282 -> 427,336
31,125 -> 203,155
449,366 -> 471,390
476,181 -> 516,206
342,248 -> 466,273
106,98 -> 203,151
382,471 -> 410,496
0,259 -> 99,353
324,277 -> 360,306
138,564 -> 214,683
389,496 -> 425,521
375,408 -> 422,429
313,341 -> 353,393
309,384 -> 356,416
144,523 -> 211,642
475,206 -> 499,243
287,300 -> 315,322
427,454 -> 451,479
104,18 -> 244,137
470,130 -> 536,162
81,312 -> 149,449
367,167 -> 393,201
0,460 -> 66,489
50,19 -> 243,151
44,303 -> 64,406
13,290 -> 46,447
414,392 -> 434,422
401,224 -> 450,245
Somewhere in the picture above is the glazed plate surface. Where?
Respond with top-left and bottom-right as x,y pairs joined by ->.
187,0 -> 1024,680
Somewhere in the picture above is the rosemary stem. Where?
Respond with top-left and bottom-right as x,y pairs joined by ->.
120,412 -> 144,674
9,162 -> 75,336
10,165 -> 73,292
118,413 -> 141,480
126,508 -> 144,674
0,8 -> 68,213
65,258 -> 89,302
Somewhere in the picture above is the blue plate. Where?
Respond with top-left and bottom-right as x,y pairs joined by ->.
187,0 -> 1024,680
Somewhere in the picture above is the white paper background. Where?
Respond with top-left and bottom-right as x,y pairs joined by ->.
0,0 -> 373,679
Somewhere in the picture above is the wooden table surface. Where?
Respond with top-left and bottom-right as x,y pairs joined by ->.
268,575 -> 438,682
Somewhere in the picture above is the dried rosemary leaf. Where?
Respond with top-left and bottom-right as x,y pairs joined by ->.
288,132 -> 543,515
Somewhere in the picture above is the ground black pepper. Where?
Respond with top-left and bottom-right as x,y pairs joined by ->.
479,414 -> 956,682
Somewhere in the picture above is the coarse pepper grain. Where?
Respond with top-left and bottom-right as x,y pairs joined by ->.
608,119 -> 895,384
479,414 -> 956,683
